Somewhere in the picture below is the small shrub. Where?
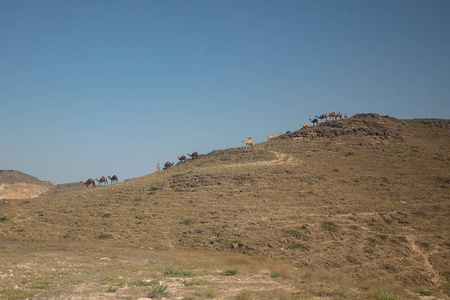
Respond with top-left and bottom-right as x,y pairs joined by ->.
222,269 -> 238,276
129,279 -> 156,286
163,266 -> 193,277
236,290 -> 253,300
97,233 -> 113,240
373,288 -> 397,300
415,290 -> 432,296
183,279 -> 210,286
204,290 -> 216,298
148,285 -> 169,298
180,219 -> 197,226
106,286 -> 118,293
0,216 -> 8,222
270,272 -> 280,278
321,221 -> 340,233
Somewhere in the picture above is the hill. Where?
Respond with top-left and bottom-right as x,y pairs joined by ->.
0,114 -> 449,299
0,170 -> 54,200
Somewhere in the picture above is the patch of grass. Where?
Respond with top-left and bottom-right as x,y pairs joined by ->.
183,279 -> 211,286
415,289 -> 432,296
235,290 -> 252,300
163,265 -> 194,277
288,243 -> 310,250
180,219 -> 197,226
129,279 -> 157,286
148,285 -> 169,298
221,269 -> 238,276
194,289 -> 216,298
418,241 -> 430,250
321,221 -> 340,233
271,272 -> 280,278
346,255 -> 361,265
106,286 -> 118,293
97,233 -> 113,240
0,288 -> 36,299
29,276 -> 53,289
0,216 -> 8,222
373,288 -> 398,300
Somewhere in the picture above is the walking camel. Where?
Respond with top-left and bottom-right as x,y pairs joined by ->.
96,176 -> 108,186
178,155 -> 187,163
187,152 -> 199,160
84,178 -> 95,188
309,118 -> 318,126
163,162 -> 174,170
108,175 -> 118,184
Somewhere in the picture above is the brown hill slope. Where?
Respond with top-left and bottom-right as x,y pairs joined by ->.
0,114 -> 449,299
0,170 -> 53,199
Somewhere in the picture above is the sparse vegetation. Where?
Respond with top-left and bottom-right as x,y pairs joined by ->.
222,269 -> 238,276
1,115 -> 449,299
148,284 -> 169,298
373,288 -> 398,300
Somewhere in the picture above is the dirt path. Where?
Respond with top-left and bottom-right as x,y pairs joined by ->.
406,236 -> 442,286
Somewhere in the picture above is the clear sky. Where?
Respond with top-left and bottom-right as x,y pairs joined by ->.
1,0 -> 449,184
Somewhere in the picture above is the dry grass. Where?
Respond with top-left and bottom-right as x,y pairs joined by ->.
1,114 -> 449,299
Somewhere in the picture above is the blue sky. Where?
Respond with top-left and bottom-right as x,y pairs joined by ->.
1,0 -> 449,184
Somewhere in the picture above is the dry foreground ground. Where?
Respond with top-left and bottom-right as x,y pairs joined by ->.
1,114 -> 449,299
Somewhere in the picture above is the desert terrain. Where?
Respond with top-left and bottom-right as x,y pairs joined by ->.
0,114 -> 449,299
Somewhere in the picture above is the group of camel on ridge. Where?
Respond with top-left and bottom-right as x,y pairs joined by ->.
266,112 -> 348,140
81,175 -> 118,188
304,112 -> 348,127
157,152 -> 199,172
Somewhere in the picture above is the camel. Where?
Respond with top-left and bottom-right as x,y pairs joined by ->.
178,155 -> 187,163
187,152 -> 199,160
157,163 -> 161,171
96,176 -> 108,186
278,132 -> 284,137
267,134 -> 275,140
309,118 -> 318,126
242,137 -> 253,146
85,178 -> 95,188
163,161 -> 174,170
336,112 -> 342,119
344,113 -> 348,119
301,123 -> 309,128
108,175 -> 118,184
328,112 -> 337,120
316,113 -> 328,122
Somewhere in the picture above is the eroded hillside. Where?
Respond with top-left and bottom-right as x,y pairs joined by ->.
1,114 -> 449,299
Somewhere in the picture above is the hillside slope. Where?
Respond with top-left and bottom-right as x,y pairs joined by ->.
1,114 -> 449,299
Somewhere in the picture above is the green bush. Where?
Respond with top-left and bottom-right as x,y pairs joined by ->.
222,269 -> 238,276
148,285 -> 169,298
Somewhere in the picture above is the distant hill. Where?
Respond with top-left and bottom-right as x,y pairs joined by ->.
0,170 -> 54,199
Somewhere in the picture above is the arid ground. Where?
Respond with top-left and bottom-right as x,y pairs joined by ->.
1,114 -> 449,299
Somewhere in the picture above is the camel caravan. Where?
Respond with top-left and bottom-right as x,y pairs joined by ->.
267,112 -> 348,140
157,151 -> 200,172
80,111 -> 350,186
307,111 -> 347,126
81,175 -> 119,188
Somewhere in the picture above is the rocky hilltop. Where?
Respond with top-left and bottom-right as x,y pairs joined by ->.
0,170 -> 54,199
